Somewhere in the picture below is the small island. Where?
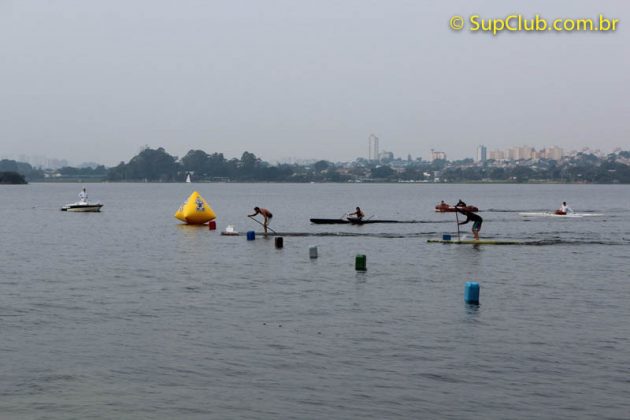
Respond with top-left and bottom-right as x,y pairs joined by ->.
0,171 -> 27,184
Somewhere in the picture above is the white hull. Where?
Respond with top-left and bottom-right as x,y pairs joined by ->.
61,202 -> 103,212
519,212 -> 602,218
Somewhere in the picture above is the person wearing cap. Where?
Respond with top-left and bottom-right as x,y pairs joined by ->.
248,206 -> 273,234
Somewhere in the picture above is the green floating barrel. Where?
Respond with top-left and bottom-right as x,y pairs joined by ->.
355,254 -> 367,271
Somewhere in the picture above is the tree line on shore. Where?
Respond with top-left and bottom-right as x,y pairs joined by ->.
2,147 -> 630,183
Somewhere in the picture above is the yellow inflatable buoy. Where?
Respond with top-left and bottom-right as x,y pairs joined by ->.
174,191 -> 217,224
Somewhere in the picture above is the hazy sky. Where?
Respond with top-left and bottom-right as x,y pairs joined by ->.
1,0 -> 629,165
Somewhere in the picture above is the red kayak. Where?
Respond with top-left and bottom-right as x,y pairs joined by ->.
435,203 -> 479,213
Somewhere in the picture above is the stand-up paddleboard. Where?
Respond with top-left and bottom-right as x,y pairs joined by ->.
174,191 -> 216,224
427,239 -> 525,245
519,212 -> 603,218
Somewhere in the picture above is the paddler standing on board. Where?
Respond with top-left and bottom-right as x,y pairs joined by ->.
455,202 -> 483,241
248,206 -> 273,234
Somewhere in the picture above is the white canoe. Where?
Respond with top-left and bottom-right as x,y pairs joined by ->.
519,212 -> 602,218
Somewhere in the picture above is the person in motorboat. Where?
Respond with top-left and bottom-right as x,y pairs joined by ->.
347,207 -> 365,222
556,201 -> 574,215
79,187 -> 88,203
61,187 -> 102,212
248,206 -> 273,234
456,202 -> 483,240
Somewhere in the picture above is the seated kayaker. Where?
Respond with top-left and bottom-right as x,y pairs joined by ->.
435,200 -> 450,211
558,201 -> 573,215
455,199 -> 479,213
347,207 -> 364,221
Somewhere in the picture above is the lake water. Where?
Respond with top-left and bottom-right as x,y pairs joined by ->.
1,183 -> 629,419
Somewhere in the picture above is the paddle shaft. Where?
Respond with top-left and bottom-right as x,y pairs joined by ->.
455,209 -> 461,240
248,215 -> 277,234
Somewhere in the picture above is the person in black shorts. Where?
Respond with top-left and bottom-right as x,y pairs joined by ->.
248,207 -> 273,234
456,205 -> 482,240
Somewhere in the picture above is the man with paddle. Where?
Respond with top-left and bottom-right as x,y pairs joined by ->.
347,206 -> 365,222
455,200 -> 483,241
248,206 -> 274,234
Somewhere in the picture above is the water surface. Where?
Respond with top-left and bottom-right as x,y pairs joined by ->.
1,183 -> 629,419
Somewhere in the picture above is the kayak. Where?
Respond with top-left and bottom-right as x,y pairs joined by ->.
519,212 -> 603,218
427,239 -> 525,245
310,218 -> 400,225
435,204 -> 479,213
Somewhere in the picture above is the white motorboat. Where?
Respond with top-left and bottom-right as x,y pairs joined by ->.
61,201 -> 103,212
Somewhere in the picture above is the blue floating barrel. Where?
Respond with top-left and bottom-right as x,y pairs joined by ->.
246,230 -> 256,241
464,282 -> 480,304
355,254 -> 367,271
275,237 -> 283,248
442,234 -> 452,241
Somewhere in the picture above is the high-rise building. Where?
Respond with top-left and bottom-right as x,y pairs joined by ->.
368,134 -> 379,161
489,150 -> 506,161
431,150 -> 447,161
476,145 -> 487,163
543,146 -> 564,161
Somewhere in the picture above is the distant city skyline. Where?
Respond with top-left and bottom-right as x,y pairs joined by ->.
1,1 -> 628,166
3,142 -> 626,169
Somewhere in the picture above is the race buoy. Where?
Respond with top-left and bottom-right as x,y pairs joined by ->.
174,191 -> 217,225
247,231 -> 256,241
465,282 -> 480,304
275,237 -> 283,248
309,246 -> 318,259
355,254 -> 367,271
